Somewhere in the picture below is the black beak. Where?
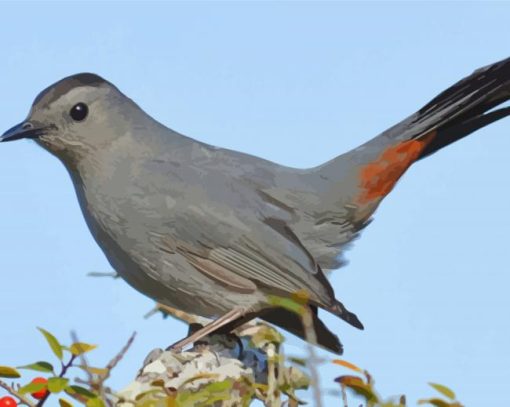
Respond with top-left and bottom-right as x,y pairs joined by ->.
0,122 -> 51,142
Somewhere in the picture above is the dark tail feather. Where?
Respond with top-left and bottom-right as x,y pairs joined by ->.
324,57 -> 510,208
329,300 -> 364,330
260,306 -> 344,355
418,105 -> 510,160
394,56 -> 510,157
311,57 -> 510,271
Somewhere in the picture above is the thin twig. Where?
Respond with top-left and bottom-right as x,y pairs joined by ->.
302,306 -> 323,407
96,331 -> 136,390
87,271 -> 119,278
36,354 -> 76,406
71,331 -> 113,407
265,342 -> 281,407
74,378 -> 115,395
71,331 -> 93,385
143,307 -> 161,320
105,332 -> 136,374
341,383 -> 349,407
0,379 -> 36,407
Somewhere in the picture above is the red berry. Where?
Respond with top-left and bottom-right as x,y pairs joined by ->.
30,377 -> 48,400
0,396 -> 17,407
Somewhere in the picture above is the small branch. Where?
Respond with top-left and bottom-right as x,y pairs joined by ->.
265,343 -> 281,407
341,384 -> 349,407
105,332 -> 136,374
71,331 -> 113,406
0,379 -> 36,407
96,331 -> 136,391
302,306 -> 323,407
143,307 -> 161,320
36,355 -> 76,407
87,271 -> 119,278
71,331 -> 93,385
70,332 -> 135,406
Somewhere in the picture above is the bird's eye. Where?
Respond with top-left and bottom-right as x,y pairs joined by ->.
69,102 -> 88,121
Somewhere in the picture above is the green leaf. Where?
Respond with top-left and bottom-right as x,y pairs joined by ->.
77,365 -> 109,376
86,398 -> 105,407
335,375 -> 379,403
267,295 -> 305,316
177,379 -> 235,406
135,389 -> 165,401
332,359 -> 363,373
250,325 -> 284,348
48,377 -> 69,393
37,327 -> 63,360
281,366 -> 310,390
66,385 -> 98,399
59,398 -> 74,407
429,383 -> 456,400
418,398 -> 451,407
70,343 -> 97,356
287,357 -> 306,367
0,365 -> 21,378
17,361 -> 54,373
19,381 -> 47,395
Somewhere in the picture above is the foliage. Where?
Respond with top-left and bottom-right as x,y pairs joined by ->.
0,320 -> 465,407
332,359 -> 463,407
0,327 -> 123,407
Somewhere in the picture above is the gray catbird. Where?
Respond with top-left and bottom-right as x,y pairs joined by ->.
2,57 -> 510,354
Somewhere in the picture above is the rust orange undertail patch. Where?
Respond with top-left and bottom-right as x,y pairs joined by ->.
356,132 -> 435,205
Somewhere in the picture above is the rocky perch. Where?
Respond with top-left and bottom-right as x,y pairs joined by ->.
115,322 -> 310,407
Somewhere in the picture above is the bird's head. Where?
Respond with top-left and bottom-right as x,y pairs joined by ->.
1,73 -> 137,165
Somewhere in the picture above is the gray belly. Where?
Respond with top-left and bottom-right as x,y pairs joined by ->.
98,231 -> 266,317
77,196 -> 264,318
69,172 -> 265,318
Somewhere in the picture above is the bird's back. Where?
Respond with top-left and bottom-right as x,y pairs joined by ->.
258,56 -> 510,270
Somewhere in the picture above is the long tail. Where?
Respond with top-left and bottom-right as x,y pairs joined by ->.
309,57 -> 510,270
346,56 -> 510,207
212,306 -> 345,355
399,56 -> 510,160
260,306 -> 344,354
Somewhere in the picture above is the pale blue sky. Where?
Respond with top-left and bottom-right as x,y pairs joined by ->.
1,2 -> 509,406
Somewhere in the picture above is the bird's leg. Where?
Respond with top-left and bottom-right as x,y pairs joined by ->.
167,308 -> 245,352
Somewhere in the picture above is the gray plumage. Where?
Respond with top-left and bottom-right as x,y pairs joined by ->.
2,57 -> 510,354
